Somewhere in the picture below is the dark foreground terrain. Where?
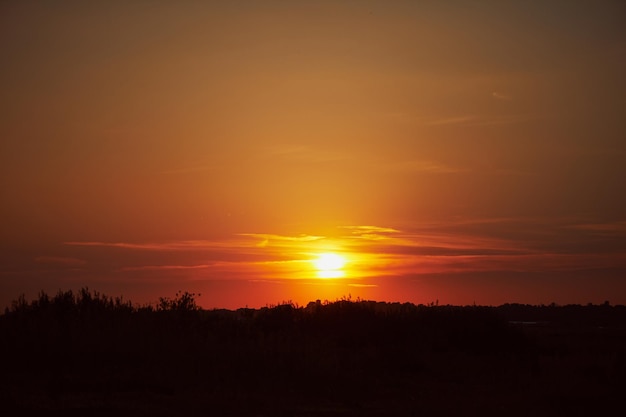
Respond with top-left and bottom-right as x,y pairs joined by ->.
1,289 -> 625,416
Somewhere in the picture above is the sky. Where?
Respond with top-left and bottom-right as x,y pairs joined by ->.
1,0 -> 625,309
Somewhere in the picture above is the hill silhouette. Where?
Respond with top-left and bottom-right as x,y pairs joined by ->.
1,288 -> 624,416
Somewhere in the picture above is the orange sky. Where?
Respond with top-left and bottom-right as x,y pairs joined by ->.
1,1 -> 625,309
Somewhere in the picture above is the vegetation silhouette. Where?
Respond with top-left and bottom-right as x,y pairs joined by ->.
1,288 -> 624,416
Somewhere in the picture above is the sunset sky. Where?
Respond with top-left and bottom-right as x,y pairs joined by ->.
1,1 -> 625,309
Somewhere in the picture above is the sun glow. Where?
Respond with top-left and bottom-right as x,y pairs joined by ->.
313,253 -> 347,279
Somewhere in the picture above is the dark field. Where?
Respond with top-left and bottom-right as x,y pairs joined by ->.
2,289 -> 625,416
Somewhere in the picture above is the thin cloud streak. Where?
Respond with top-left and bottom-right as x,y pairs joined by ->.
339,225 -> 400,241
160,165 -> 215,175
35,256 -> 87,267
340,226 -> 400,234
421,115 -> 476,126
390,160 -> 466,174
492,91 -> 513,101
119,264 -> 214,272
65,240 -> 242,251
262,145 -> 349,163
567,221 -> 626,234
238,233 -> 324,243
417,114 -> 534,127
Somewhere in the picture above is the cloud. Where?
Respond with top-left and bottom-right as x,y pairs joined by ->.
263,145 -> 347,163
567,221 -> 626,234
247,279 -> 285,285
35,256 -> 87,267
417,114 -> 533,127
65,240 -> 234,251
66,241 -> 160,250
238,233 -> 324,242
347,283 -> 378,288
160,165 -> 215,175
349,227 -> 528,254
340,225 -> 400,234
238,234 -> 325,250
467,115 -> 534,127
491,91 -> 513,101
119,264 -> 214,272
384,160 -> 465,174
363,244 -> 525,257
409,253 -> 626,275
339,225 -> 400,241
421,115 -> 476,126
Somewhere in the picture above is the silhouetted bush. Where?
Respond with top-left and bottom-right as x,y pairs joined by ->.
1,288 -> 624,416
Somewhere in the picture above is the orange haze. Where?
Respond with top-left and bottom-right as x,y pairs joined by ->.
1,1 -> 625,309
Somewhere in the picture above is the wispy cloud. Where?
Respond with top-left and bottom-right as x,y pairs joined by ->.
160,165 -> 215,175
339,225 -> 400,241
247,279 -> 285,285
341,225 -> 400,234
348,283 -> 378,288
421,115 -> 476,126
567,221 -> 626,234
417,114 -> 533,127
465,114 -> 534,127
383,160 -> 465,174
404,253 -> 626,275
119,264 -> 214,272
492,91 -> 513,101
65,240 -> 234,251
238,233 -> 324,243
262,144 -> 347,163
35,256 -> 87,267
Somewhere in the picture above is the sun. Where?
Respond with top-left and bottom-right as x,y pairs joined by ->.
313,253 -> 347,279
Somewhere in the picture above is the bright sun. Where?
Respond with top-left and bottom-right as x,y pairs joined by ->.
313,253 -> 347,279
